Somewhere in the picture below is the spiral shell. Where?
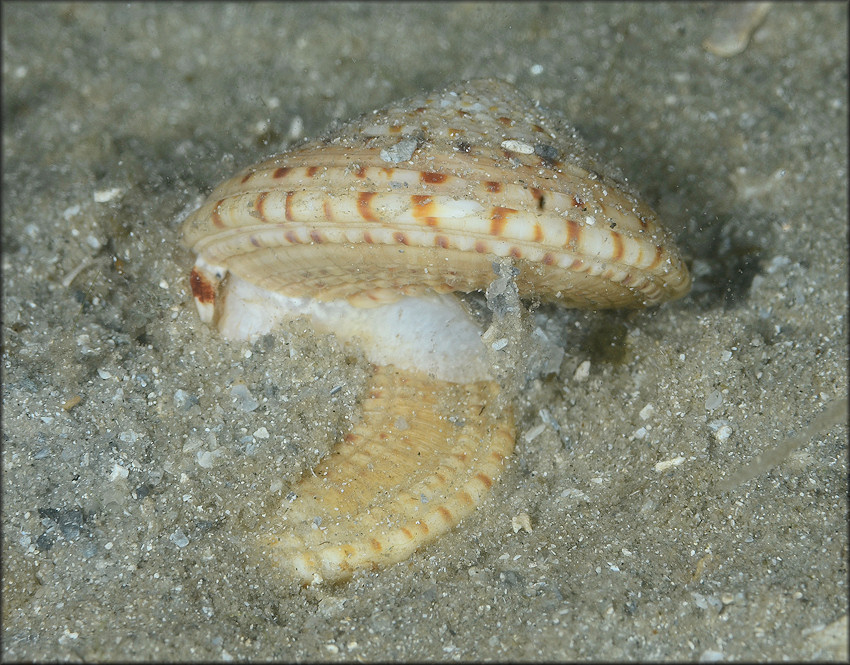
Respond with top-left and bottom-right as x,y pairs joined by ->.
182,79 -> 690,583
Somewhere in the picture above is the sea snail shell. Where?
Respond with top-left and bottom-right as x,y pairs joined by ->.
182,79 -> 690,583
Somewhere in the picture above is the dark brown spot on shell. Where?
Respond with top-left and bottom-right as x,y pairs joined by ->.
610,230 -> 625,261
353,165 -> 367,178
435,235 -> 450,248
530,187 -> 545,210
189,267 -> 216,305
566,219 -> 582,249
509,246 -> 522,258
284,230 -> 300,244
572,195 -> 586,210
438,506 -> 453,521
273,166 -> 291,179
533,223 -> 544,242
370,538 -> 383,552
476,472 -> 493,489
309,230 -> 323,244
393,231 -> 409,245
362,231 -> 374,244
241,171 -> 253,184
254,191 -> 269,222
211,200 -> 226,228
357,192 -> 378,221
407,193 -> 435,225
306,166 -> 320,177
474,241 -> 488,253
489,206 -> 517,236
497,116 -> 513,126
401,527 -> 414,540
542,252 -> 555,265
323,200 -> 334,221
411,194 -> 434,215
485,181 -> 503,193
421,171 -> 448,185
284,192 -> 294,222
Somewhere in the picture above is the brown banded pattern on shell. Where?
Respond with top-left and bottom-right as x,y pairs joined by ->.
182,79 -> 690,310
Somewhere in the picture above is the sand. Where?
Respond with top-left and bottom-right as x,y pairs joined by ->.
3,2 -> 847,661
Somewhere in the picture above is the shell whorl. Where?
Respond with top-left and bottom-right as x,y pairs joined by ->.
182,79 -> 690,310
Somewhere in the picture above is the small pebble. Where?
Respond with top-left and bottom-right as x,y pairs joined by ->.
573,360 -> 591,382
511,512 -> 532,533
173,389 -> 198,412
703,2 -> 771,57
705,390 -> 723,411
108,463 -> 129,481
93,187 -> 123,203
699,649 -> 725,662
654,456 -> 685,472
62,395 -> 82,411
380,137 -> 419,163
169,528 -> 189,548
500,139 -> 535,154
230,383 -> 259,411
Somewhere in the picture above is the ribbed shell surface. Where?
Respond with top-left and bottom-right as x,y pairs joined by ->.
182,79 -> 690,309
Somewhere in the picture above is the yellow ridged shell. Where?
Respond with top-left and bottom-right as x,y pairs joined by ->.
259,365 -> 513,582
